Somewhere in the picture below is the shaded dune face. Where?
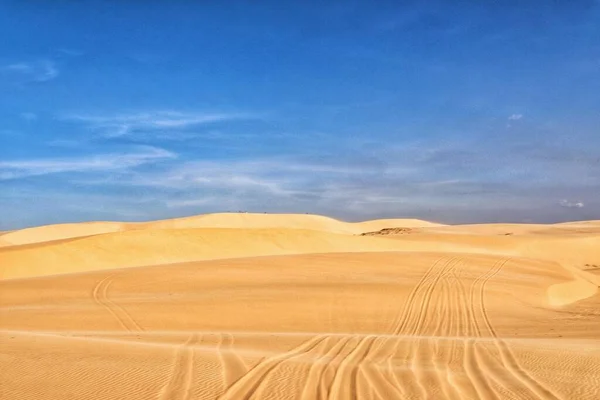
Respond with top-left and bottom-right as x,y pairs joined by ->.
1,214 -> 599,399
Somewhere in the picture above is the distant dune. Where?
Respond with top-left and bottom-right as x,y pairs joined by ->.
0,213 -> 443,248
1,213 -> 599,399
0,221 -> 125,247
0,228 -> 412,280
140,212 -> 443,233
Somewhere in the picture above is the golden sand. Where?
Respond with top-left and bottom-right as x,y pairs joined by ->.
1,213 -> 599,399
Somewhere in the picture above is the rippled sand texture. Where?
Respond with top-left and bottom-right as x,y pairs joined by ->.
1,213 -> 599,399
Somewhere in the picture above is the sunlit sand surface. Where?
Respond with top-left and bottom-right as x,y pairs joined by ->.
1,213 -> 599,399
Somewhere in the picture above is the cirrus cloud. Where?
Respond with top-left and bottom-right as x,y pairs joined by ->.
63,110 -> 263,138
0,146 -> 175,180
2,60 -> 59,82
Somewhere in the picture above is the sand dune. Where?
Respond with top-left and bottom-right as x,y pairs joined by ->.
0,221 -> 125,247
0,236 -> 11,247
0,228 -> 460,280
141,213 -> 443,234
0,212 -> 442,248
374,223 -> 600,275
1,214 -> 599,399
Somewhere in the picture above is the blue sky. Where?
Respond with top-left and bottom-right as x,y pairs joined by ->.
1,1 -> 599,229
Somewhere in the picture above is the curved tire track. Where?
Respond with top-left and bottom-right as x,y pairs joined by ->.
218,335 -> 327,400
91,274 -> 143,332
218,333 -> 248,388
479,259 -> 563,400
327,335 -> 378,400
159,333 -> 202,400
391,257 -> 447,335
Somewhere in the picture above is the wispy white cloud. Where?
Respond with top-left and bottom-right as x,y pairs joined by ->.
3,136 -> 598,226
559,199 -> 584,208
65,138 -> 598,221
98,158 -> 383,193
108,161 -> 298,196
508,113 -> 523,120
0,146 -> 175,180
63,110 -> 260,138
3,60 -> 59,82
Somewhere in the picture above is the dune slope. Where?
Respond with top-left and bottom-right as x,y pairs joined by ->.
2,251 -> 599,399
0,212 -> 443,247
1,215 -> 599,399
0,228 -> 434,280
0,221 -> 125,247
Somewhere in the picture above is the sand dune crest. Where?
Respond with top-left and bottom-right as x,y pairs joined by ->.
0,212 -> 443,248
0,221 -> 125,247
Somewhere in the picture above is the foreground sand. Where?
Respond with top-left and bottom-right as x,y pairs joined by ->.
1,213 -> 599,399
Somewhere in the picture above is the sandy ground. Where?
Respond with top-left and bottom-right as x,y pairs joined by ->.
1,213 -> 599,399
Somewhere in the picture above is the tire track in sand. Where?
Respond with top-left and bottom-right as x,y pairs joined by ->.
218,335 -> 327,400
217,333 -> 248,389
406,257 -> 460,399
381,256 -> 457,399
359,337 -> 408,400
159,333 -> 202,400
219,257 -> 450,399
299,336 -> 351,400
409,257 -> 460,336
91,274 -> 143,332
327,335 -> 378,400
430,270 -> 460,400
217,259 -> 454,399
477,259 -> 563,400
460,259 -> 508,400
391,257 -> 447,335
